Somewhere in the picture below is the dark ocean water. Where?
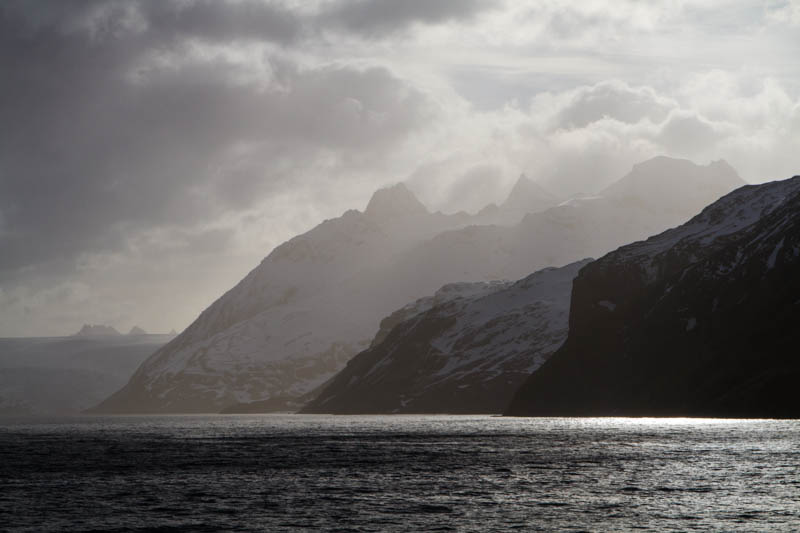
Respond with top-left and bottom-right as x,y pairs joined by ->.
1,415 -> 799,532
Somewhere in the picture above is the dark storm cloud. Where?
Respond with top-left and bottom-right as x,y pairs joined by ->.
0,0 -> 435,278
144,1 -> 303,45
2,0 -> 304,45
320,0 -> 497,36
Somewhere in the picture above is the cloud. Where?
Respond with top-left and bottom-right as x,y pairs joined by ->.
443,164 -> 506,213
765,0 -> 800,26
0,3 -> 435,280
3,0 -> 304,45
0,282 -> 95,337
526,75 -> 797,194
406,74 -> 798,200
318,0 -> 496,37
0,1 -> 451,335
657,111 -> 727,155
1,0 -> 798,335
550,81 -> 675,131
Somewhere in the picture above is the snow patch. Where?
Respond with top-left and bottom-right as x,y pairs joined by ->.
767,237 -> 785,270
598,300 -> 617,311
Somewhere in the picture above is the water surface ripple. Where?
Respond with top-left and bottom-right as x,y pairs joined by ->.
1,415 -> 798,531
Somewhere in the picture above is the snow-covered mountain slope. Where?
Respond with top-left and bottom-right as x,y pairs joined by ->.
93,185 -> 512,413
0,335 -> 172,415
303,259 -> 590,414
506,175 -> 800,417
94,156 -> 744,414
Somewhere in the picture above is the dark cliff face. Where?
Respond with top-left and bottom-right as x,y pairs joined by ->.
302,261 -> 589,414
506,176 -> 800,418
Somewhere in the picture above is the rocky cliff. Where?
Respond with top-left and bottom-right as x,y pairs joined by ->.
506,175 -> 800,417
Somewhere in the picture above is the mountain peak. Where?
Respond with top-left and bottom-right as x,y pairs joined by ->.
73,324 -> 121,337
364,183 -> 428,219
602,156 -> 745,202
708,158 -> 739,175
501,174 -> 558,212
128,326 -> 147,336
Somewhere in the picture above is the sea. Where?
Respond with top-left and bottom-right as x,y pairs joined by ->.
1,415 -> 798,532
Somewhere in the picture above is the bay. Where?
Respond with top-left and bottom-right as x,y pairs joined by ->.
1,415 -> 798,531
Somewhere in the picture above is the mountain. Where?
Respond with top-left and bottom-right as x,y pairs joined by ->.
495,174 -> 559,224
506,175 -> 800,418
94,157 -> 745,414
128,326 -> 147,336
73,324 -> 121,337
388,157 -> 746,288
363,183 -> 428,218
303,259 -> 590,414
92,184 -> 492,413
601,157 -> 744,217
0,335 -> 172,415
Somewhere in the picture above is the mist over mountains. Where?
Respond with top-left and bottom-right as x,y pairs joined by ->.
93,176 -> 556,413
4,157 -> 797,419
309,168 -> 800,417
93,156 -> 745,414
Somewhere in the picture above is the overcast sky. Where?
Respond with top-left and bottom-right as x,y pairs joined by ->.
1,0 -> 798,336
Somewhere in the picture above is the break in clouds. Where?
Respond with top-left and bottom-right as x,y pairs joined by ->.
1,0 -> 799,336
